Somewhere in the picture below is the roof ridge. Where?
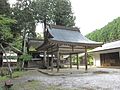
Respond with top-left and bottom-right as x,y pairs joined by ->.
28,38 -> 44,41
49,24 -> 80,32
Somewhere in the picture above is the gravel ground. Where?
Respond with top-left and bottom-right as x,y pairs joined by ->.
11,67 -> 120,90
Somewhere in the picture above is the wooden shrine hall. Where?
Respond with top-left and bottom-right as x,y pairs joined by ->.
37,25 -> 103,72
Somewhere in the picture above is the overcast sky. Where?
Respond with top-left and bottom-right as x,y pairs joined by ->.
9,0 -> 120,35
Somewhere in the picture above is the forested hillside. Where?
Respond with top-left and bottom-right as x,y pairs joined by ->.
86,17 -> 120,43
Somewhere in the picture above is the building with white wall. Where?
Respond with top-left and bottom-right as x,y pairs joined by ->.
3,51 -> 18,62
0,44 -> 22,67
91,40 -> 120,67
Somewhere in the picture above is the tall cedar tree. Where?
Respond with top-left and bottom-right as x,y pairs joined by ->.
32,0 -> 75,27
12,0 -> 75,52
0,0 -> 11,16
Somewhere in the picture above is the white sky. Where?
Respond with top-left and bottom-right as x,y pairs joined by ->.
70,0 -> 120,35
9,0 -> 120,35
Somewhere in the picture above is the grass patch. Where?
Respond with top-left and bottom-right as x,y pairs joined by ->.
0,71 -> 25,83
0,76 -> 9,81
12,71 -> 25,78
13,80 -> 41,90
0,71 -> 26,90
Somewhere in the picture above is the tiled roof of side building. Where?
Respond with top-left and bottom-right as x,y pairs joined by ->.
90,40 -> 120,52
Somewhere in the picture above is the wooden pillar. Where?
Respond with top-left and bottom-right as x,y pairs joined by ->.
85,46 -> 88,71
46,51 -> 49,69
70,54 -> 72,68
57,50 -> 60,72
44,51 -> 47,68
51,53 -> 54,71
77,54 -> 79,69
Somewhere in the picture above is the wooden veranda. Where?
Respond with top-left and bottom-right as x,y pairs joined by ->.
37,25 -> 103,72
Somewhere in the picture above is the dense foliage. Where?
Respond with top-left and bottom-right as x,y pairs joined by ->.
12,0 -> 37,38
19,54 -> 32,61
0,15 -> 13,42
11,0 -> 75,52
32,0 -> 75,27
0,16 -> 16,42
12,0 -> 75,37
86,17 -> 120,43
0,0 -> 22,50
0,0 -> 11,16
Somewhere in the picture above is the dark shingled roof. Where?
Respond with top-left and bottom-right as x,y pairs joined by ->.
48,25 -> 103,46
37,25 -> 103,52
28,38 -> 44,49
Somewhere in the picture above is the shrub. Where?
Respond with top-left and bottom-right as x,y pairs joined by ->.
0,67 -> 9,76
19,54 -> 32,62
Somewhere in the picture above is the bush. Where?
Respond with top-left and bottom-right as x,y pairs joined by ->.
88,55 -> 93,65
0,67 -> 9,76
19,54 -> 32,62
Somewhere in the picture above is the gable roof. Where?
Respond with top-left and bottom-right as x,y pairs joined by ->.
28,38 -> 44,49
90,40 -> 120,52
48,25 -> 103,47
37,25 -> 103,52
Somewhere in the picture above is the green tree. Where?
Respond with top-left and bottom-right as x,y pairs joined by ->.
12,0 -> 37,53
53,0 -> 75,26
32,0 -> 75,27
0,16 -> 16,42
86,17 -> 120,43
0,0 -> 22,49
12,0 -> 36,38
19,53 -> 32,69
0,16 -> 16,78
0,0 -> 11,16
12,0 -> 75,53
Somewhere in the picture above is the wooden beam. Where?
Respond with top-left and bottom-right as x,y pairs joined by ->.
38,43 -> 55,51
70,54 -> 72,68
59,47 -> 85,50
85,46 -> 88,71
47,49 -> 58,54
47,45 -> 57,51
77,54 -> 79,69
59,51 -> 84,55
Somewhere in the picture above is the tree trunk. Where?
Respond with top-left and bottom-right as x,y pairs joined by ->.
0,44 -> 12,78
22,29 -> 26,69
22,61 -> 24,70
